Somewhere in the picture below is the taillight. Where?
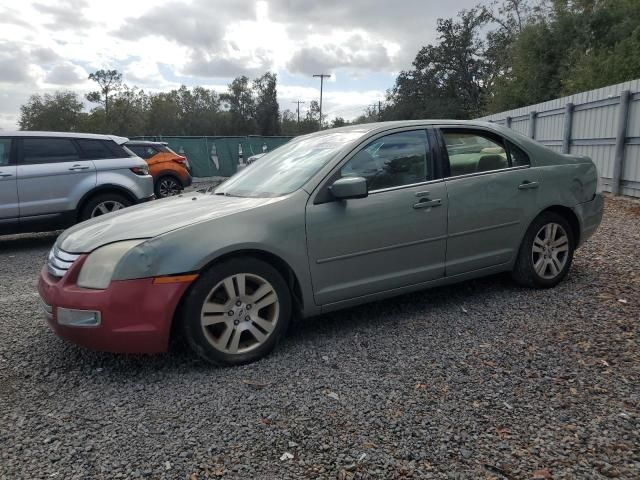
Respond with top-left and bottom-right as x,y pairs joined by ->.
172,156 -> 187,165
130,165 -> 149,175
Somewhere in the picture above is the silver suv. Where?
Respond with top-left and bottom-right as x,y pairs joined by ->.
0,132 -> 154,235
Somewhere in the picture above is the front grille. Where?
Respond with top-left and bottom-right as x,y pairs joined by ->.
47,246 -> 80,278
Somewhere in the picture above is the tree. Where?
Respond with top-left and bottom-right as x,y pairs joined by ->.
220,76 -> 256,135
19,91 -> 85,131
86,69 -> 123,122
330,117 -> 348,128
386,8 -> 491,120
253,72 -> 280,135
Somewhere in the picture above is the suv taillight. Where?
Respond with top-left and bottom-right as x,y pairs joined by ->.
130,165 -> 149,175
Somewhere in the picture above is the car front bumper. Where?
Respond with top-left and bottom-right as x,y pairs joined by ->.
37,258 -> 193,354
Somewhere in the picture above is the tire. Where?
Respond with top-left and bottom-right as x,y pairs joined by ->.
79,193 -> 132,221
155,176 -> 183,198
512,211 -> 575,288
181,257 -> 292,366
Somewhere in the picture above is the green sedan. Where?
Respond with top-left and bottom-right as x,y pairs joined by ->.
39,120 -> 603,365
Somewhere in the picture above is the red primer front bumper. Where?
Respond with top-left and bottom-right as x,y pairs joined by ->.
37,257 -> 192,354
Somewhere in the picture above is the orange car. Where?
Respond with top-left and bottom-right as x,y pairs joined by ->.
126,141 -> 192,198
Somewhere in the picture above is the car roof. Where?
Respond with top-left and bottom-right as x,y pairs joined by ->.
126,140 -> 168,146
312,119 -> 499,136
0,131 -> 129,145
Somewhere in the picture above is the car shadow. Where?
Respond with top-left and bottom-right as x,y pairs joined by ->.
0,231 -> 59,253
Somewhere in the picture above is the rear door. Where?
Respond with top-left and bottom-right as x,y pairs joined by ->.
438,127 -> 541,276
17,137 -> 96,217
0,138 -> 18,222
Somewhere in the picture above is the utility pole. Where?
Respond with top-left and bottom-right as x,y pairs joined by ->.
292,100 -> 306,124
313,74 -> 331,130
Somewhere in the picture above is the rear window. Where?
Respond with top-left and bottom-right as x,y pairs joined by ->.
128,145 -> 157,159
76,139 -> 116,160
22,138 -> 80,165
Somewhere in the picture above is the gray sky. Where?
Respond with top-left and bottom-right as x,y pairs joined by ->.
0,0 -> 480,129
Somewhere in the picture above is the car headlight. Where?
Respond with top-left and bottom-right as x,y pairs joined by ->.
77,240 -> 146,289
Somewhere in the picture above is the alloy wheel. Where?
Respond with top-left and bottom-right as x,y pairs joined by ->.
200,273 -> 279,354
158,178 -> 182,197
90,200 -> 125,218
531,222 -> 570,279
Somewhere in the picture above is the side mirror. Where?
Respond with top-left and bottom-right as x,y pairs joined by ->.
330,176 -> 368,200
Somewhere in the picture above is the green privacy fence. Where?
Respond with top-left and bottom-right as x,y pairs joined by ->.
130,136 -> 293,177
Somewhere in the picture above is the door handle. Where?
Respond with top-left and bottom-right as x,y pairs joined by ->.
413,198 -> 442,209
0,173 -> 12,178
68,165 -> 90,171
518,181 -> 539,190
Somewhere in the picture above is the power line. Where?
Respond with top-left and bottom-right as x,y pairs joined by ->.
313,74 -> 331,130
291,100 -> 306,124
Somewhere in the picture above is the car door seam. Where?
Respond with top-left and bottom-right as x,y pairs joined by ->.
316,234 -> 448,264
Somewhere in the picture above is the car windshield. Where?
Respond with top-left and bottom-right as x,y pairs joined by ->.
216,131 -> 363,197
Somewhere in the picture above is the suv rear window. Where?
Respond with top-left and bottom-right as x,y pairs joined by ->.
128,145 -> 158,159
22,138 -> 80,164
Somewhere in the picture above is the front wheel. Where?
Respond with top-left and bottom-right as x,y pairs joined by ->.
181,258 -> 292,366
512,212 -> 575,288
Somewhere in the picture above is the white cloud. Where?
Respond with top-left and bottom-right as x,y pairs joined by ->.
0,0 -> 479,128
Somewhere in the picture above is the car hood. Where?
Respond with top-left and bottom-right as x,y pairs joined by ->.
58,193 -> 285,253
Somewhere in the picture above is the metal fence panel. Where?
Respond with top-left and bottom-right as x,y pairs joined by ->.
477,79 -> 640,198
130,135 -> 292,177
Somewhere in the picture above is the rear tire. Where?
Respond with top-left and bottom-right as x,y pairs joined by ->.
512,211 -> 575,288
181,257 -> 292,366
155,176 -> 183,198
79,193 -> 131,222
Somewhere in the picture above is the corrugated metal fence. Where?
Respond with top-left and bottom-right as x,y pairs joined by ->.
131,135 -> 292,178
477,79 -> 640,198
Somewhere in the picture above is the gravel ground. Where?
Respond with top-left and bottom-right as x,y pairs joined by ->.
0,196 -> 638,479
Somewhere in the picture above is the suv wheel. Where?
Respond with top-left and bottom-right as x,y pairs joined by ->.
155,176 -> 182,198
80,193 -> 132,221
512,211 -> 575,288
181,257 -> 292,366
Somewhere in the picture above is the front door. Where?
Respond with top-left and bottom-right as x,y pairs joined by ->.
440,128 -> 541,276
0,138 -> 18,222
17,137 -> 96,217
306,129 -> 448,305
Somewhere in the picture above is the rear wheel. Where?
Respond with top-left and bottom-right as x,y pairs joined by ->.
512,211 -> 575,288
181,258 -> 292,366
80,193 -> 131,221
155,176 -> 183,198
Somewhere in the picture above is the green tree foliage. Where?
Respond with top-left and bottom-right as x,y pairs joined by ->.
388,0 -> 640,117
253,72 -> 281,135
86,69 -> 123,123
220,76 -> 256,135
18,91 -> 85,131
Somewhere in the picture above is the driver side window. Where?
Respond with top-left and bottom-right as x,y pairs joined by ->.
340,130 -> 430,191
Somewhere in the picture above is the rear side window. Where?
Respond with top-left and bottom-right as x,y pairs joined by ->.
76,139 -> 116,160
0,139 -> 11,166
128,145 -> 157,159
442,130 -> 508,176
22,138 -> 80,165
507,141 -> 530,167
